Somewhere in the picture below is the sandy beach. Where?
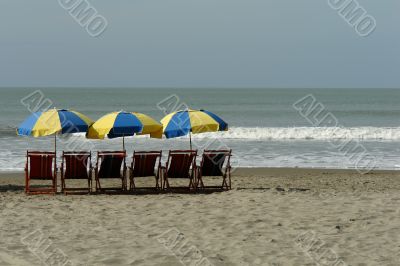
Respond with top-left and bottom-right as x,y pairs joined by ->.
2,0 -> 398,265
0,168 -> 399,265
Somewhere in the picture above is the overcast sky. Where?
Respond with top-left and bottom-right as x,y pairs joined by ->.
0,0 -> 399,88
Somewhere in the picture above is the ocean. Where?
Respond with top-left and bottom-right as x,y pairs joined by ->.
1,87 -> 400,171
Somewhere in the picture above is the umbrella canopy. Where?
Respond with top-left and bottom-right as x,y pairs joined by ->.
17,109 -> 93,137
17,109 -> 94,159
161,109 -> 228,148
86,111 -> 162,149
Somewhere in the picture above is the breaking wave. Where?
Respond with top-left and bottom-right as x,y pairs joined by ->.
193,127 -> 400,140
5,126 -> 400,141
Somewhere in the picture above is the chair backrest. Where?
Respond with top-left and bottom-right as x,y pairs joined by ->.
63,151 -> 90,179
97,151 -> 126,179
131,151 -> 162,177
166,150 -> 197,179
200,150 -> 232,176
27,151 -> 56,180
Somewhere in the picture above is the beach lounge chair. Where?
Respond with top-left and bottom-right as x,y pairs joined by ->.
25,151 -> 57,195
161,150 -> 197,190
129,151 -> 162,190
60,151 -> 92,194
196,149 -> 232,190
95,151 -> 127,192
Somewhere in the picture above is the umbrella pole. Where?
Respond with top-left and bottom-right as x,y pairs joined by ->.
54,134 -> 57,190
123,135 -> 125,151
189,132 -> 192,150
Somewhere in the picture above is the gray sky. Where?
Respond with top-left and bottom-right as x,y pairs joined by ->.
0,0 -> 399,88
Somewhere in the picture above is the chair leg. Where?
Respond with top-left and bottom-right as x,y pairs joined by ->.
222,175 -> 227,190
53,178 -> 57,194
96,178 -> 101,192
163,176 -> 169,190
62,179 -> 64,193
26,178 -> 29,194
195,174 -> 203,189
228,172 -> 231,190
130,176 -> 136,191
155,169 -> 160,190
193,171 -> 198,189
189,178 -> 193,190
195,168 -> 204,189
160,168 -> 169,190
129,171 -> 134,191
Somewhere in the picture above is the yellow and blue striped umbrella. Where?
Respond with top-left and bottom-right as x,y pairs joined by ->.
161,109 -> 228,148
17,109 -> 93,157
87,111 -> 162,149
17,109 -> 93,137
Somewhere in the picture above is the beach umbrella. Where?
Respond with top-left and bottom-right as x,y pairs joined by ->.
17,108 -> 94,154
161,109 -> 228,149
86,111 -> 163,150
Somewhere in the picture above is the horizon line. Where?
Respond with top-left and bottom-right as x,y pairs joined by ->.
1,86 -> 400,90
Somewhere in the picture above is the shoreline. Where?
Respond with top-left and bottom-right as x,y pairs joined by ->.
1,167 -> 399,194
1,167 -> 398,177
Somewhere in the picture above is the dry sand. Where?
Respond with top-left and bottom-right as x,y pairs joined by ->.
0,168 -> 399,266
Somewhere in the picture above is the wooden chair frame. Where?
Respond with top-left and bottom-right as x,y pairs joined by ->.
196,149 -> 232,190
161,150 -> 197,190
94,151 -> 127,192
60,151 -> 92,194
129,151 -> 162,190
25,151 -> 57,195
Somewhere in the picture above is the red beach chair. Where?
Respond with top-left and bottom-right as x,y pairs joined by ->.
196,149 -> 232,190
129,151 -> 162,190
60,151 -> 92,194
161,150 -> 197,190
95,151 -> 127,192
25,151 -> 57,195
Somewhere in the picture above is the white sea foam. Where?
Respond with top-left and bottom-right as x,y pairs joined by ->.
3,127 -> 400,171
192,127 -> 400,140
63,127 -> 400,141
